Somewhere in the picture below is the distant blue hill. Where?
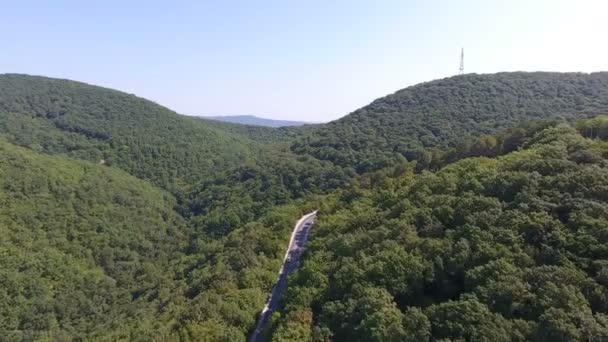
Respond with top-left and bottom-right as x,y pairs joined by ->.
204,115 -> 313,127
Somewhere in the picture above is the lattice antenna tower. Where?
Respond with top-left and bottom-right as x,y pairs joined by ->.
459,48 -> 464,75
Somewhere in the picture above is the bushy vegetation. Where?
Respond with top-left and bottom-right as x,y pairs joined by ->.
0,74 -> 351,339
175,200 -> 320,341
292,72 -> 608,173
272,120 -> 608,341
0,74 -> 348,237
0,137 -> 324,340
3,72 -> 608,340
196,117 -> 299,143
0,74 -> 255,190
0,139 -> 187,340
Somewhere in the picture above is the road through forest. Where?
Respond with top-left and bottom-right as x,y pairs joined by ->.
248,211 -> 317,342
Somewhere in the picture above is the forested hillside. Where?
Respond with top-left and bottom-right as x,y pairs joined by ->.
272,117 -> 608,341
0,136 -> 325,340
0,139 -> 187,340
0,74 -> 253,190
0,74 -> 348,237
3,73 -> 608,341
0,75 -> 343,340
3,73 -> 606,233
292,72 -> 608,173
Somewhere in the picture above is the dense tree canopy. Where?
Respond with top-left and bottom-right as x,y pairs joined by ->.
0,139 -> 187,340
0,137 -> 324,340
0,74 -> 349,237
2,72 -> 608,341
292,72 -> 608,173
272,121 -> 608,341
0,74 -> 255,189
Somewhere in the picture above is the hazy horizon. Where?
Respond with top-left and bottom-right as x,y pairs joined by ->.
2,0 -> 607,121
203,114 -> 320,123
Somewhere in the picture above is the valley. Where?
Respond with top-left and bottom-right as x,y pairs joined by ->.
1,72 -> 608,340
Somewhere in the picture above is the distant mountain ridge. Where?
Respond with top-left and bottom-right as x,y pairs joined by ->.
205,114 -> 313,127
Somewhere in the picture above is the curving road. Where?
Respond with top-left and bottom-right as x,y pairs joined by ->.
249,211 -> 317,342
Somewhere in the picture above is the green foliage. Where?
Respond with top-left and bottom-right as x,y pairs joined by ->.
0,74 -> 350,339
0,139 -> 187,340
0,136 -> 323,340
0,74 -> 349,238
576,115 -> 608,140
274,122 -> 608,341
175,203 -> 316,340
0,74 -> 253,190
4,72 -> 608,340
198,117 -> 300,143
182,145 -> 352,236
292,72 -> 608,173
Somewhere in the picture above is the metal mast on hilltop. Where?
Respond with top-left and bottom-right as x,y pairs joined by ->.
459,48 -> 464,75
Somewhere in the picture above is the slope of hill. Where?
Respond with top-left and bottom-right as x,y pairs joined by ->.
0,74 -> 348,237
272,118 -> 608,341
0,74 -> 254,190
204,115 -> 312,127
292,72 -> 608,173
0,137 -> 325,341
0,138 -> 187,340
196,116 -> 299,143
3,72 -> 608,340
4,72 -> 606,200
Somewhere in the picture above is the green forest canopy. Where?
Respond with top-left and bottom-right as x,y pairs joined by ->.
292,72 -> 608,173
0,136 -> 320,341
2,72 -> 608,340
272,118 -> 608,341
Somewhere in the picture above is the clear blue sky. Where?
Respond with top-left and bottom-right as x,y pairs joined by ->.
2,0 -> 607,121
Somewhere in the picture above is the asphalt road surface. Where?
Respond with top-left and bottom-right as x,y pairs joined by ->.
248,211 -> 317,342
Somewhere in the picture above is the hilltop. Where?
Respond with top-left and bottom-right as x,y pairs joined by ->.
292,72 -> 608,173
0,74 -> 254,189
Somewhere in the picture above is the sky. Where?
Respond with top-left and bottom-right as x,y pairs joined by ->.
2,0 -> 607,122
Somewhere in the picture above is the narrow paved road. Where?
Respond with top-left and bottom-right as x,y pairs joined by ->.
249,211 -> 317,342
